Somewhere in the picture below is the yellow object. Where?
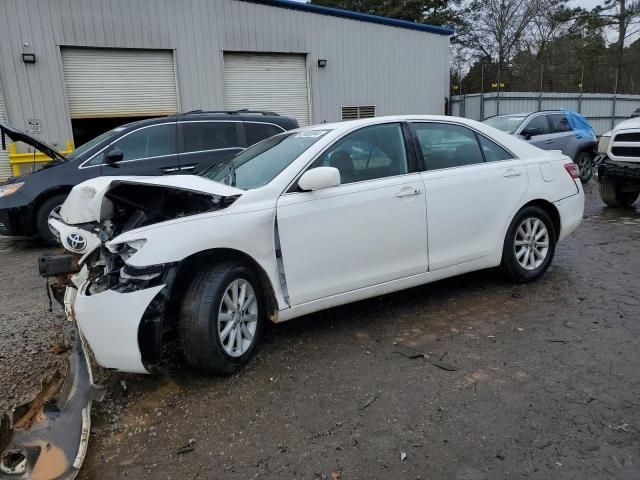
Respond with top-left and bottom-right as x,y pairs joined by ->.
9,140 -> 74,176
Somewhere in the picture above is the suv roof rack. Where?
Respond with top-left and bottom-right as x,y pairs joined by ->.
177,109 -> 280,117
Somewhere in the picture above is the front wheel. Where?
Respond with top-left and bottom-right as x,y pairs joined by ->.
501,206 -> 557,283
574,151 -> 594,184
35,194 -> 67,246
599,182 -> 639,207
179,261 -> 264,375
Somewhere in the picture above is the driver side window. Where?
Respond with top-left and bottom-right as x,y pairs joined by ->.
523,115 -> 549,135
309,123 -> 408,184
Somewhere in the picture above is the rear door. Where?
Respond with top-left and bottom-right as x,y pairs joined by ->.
547,113 -> 573,155
99,122 -> 180,176
411,121 -> 528,270
178,121 -> 244,174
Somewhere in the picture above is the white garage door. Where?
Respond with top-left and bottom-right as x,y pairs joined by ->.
0,89 -> 11,181
61,48 -> 178,118
224,53 -> 310,126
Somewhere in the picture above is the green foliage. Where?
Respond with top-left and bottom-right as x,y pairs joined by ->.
310,0 -> 464,27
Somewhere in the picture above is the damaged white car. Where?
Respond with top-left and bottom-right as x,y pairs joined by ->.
42,116 -> 584,375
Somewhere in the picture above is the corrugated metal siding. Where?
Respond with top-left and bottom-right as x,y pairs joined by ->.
61,48 -> 178,118
0,0 -> 449,149
451,92 -> 640,135
0,88 -> 11,180
224,53 -> 310,126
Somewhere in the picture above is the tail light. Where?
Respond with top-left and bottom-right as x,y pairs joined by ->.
564,162 -> 580,180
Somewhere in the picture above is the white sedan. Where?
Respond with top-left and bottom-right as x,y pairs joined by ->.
48,116 -> 584,375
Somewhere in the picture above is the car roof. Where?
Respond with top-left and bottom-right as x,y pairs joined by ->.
119,111 -> 298,130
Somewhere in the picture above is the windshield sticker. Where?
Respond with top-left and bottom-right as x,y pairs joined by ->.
293,130 -> 330,138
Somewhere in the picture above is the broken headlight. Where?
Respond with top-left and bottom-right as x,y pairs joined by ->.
0,181 -> 24,198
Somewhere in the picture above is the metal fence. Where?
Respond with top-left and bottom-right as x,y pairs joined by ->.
450,92 -> 640,135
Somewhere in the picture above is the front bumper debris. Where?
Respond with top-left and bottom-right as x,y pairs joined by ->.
0,327 -> 100,480
596,155 -> 640,182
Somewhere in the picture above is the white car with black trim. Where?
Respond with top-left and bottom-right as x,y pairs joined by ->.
42,116 -> 585,375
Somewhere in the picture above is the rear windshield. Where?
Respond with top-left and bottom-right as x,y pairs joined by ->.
483,115 -> 526,134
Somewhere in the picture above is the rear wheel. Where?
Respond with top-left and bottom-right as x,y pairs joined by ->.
179,261 -> 264,375
35,194 -> 67,246
574,151 -> 594,184
501,206 -> 557,283
599,182 -> 639,207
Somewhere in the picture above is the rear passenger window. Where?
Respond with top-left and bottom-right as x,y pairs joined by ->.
548,114 -> 572,133
182,122 -> 238,153
477,135 -> 513,162
245,123 -> 284,146
412,123 -> 484,170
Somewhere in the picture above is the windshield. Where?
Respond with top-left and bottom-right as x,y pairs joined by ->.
201,130 -> 331,190
483,115 -> 527,134
66,128 -> 124,161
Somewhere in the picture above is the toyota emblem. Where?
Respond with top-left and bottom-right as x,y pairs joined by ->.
66,232 -> 87,252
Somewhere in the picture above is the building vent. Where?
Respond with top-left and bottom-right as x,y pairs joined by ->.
341,106 -> 376,120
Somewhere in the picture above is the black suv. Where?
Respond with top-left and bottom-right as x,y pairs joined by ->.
0,110 -> 298,243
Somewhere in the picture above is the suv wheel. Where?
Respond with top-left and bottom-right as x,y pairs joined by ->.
575,151 -> 594,183
599,182 -> 639,207
35,194 -> 67,246
501,206 -> 557,283
179,261 -> 264,375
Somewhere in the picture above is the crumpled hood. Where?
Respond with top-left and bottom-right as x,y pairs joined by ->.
59,175 -> 244,224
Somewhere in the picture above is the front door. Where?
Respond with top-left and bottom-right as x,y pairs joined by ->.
521,114 -> 556,150
100,122 -> 180,176
411,121 -> 528,270
276,122 -> 428,306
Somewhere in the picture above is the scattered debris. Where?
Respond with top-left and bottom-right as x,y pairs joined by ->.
613,423 -> 630,432
547,339 -> 570,344
177,439 -> 196,455
512,291 -> 524,299
429,360 -> 458,372
394,345 -> 426,359
49,343 -> 70,355
400,451 -> 407,461
0,333 -> 96,480
360,393 -> 381,411
331,470 -> 341,480
119,380 -> 127,393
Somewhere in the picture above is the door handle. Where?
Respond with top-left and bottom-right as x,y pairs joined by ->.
503,169 -> 522,178
161,166 -> 180,173
395,188 -> 423,198
179,165 -> 196,171
545,140 -> 554,145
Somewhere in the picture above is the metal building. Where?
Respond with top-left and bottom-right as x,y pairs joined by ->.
0,0 -> 452,179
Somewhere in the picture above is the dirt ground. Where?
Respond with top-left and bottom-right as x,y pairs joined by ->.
1,184 -> 639,480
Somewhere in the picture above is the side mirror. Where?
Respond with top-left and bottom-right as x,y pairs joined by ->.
298,167 -> 341,191
105,148 -> 124,166
522,127 -> 541,140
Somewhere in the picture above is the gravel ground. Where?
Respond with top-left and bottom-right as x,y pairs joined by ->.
1,185 -> 639,480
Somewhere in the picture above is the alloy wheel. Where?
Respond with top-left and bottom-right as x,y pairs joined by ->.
217,279 -> 258,357
514,217 -> 550,271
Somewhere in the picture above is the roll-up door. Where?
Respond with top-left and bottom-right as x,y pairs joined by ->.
61,48 -> 178,118
0,90 -> 10,180
224,53 -> 310,126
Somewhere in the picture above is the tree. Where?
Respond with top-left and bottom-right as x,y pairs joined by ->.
595,0 -> 640,87
458,0 -> 549,81
310,0 -> 465,28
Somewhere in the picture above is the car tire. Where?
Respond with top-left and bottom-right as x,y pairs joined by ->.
179,261 -> 264,375
599,182 -> 639,207
501,206 -> 557,283
35,194 -> 67,246
574,151 -> 594,184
